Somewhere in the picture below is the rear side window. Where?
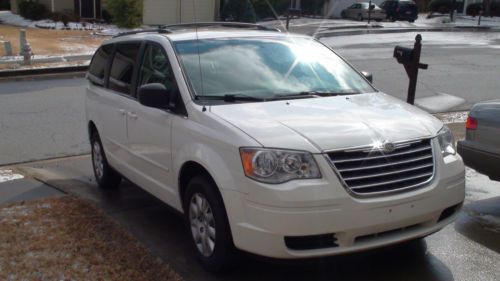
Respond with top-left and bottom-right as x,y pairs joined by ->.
88,44 -> 113,86
109,42 -> 141,96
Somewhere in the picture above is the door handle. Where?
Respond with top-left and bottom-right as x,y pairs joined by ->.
118,109 -> 126,116
128,112 -> 138,120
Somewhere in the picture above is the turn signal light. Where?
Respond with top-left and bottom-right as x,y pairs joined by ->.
466,116 -> 478,130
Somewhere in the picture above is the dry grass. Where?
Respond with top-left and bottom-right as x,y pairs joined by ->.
0,196 -> 182,281
0,24 -> 105,56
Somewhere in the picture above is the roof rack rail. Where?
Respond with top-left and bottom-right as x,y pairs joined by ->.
160,22 -> 280,32
113,28 -> 171,38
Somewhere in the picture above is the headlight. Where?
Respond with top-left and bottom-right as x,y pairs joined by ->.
240,148 -> 321,184
437,125 -> 456,157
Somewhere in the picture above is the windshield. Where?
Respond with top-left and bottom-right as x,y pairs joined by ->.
174,37 -> 375,100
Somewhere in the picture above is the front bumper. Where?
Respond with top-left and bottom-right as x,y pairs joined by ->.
222,146 -> 465,259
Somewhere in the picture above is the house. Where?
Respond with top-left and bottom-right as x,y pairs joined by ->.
10,0 -> 102,19
9,0 -> 220,24
143,0 -> 220,25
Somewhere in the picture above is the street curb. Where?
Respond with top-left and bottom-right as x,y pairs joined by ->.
0,65 -> 88,77
315,26 -> 499,38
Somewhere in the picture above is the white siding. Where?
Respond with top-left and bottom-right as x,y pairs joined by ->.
143,0 -> 217,25
181,0 -> 216,22
143,0 -> 179,25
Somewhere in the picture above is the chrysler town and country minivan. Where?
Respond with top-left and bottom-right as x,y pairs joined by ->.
85,23 -> 465,272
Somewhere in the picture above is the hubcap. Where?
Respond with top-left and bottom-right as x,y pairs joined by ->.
92,141 -> 104,180
189,193 -> 216,257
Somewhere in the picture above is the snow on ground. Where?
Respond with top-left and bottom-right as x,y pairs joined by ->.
0,11 -> 128,35
322,31 -> 500,48
0,169 -> 24,183
465,168 -> 500,202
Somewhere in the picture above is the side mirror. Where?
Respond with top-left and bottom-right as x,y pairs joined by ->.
361,71 -> 373,83
138,83 -> 170,109
370,4 -> 375,10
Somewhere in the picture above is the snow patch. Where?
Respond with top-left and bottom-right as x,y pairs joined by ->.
0,11 -> 125,34
0,169 -> 24,183
465,168 -> 500,201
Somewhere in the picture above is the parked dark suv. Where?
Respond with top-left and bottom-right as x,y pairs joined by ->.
380,0 -> 418,22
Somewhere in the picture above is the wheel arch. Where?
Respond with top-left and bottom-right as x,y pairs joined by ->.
88,120 -> 98,139
178,161 -> 221,209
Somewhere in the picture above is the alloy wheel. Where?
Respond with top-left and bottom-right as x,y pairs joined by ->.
189,193 -> 216,257
92,141 -> 104,180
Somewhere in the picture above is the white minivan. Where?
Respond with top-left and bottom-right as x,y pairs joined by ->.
85,23 -> 465,272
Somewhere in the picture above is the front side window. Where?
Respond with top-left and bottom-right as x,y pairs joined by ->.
138,44 -> 175,91
109,42 -> 141,95
138,44 -> 184,111
88,44 -> 113,86
174,37 -> 375,101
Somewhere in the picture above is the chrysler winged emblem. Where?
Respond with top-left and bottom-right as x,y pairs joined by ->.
382,142 -> 396,153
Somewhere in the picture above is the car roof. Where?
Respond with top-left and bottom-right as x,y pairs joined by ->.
104,23 -> 311,44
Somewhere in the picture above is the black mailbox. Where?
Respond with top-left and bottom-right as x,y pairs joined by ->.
393,46 -> 413,64
392,34 -> 428,105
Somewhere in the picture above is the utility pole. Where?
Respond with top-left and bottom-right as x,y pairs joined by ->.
368,1 -> 372,24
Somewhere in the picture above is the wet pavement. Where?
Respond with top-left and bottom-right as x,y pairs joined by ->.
4,154 -> 498,281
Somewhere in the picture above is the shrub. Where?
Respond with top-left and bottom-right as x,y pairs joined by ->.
428,0 -> 464,13
466,1 -> 500,16
487,1 -> 500,16
466,2 -> 483,15
106,0 -> 142,28
0,0 -> 11,10
101,9 -> 113,23
18,0 -> 47,20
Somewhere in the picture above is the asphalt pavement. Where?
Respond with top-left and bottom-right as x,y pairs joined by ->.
1,154 -> 497,281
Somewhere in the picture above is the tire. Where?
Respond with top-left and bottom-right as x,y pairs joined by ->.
357,14 -> 364,21
90,131 -> 122,189
184,175 -> 238,272
341,11 -> 346,19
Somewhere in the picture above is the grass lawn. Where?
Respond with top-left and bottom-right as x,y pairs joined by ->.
0,196 -> 182,281
0,24 -> 105,56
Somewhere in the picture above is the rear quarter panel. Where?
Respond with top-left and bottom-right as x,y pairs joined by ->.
469,101 -> 500,155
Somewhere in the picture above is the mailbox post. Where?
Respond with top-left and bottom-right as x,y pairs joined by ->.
393,34 -> 428,105
286,8 -> 301,30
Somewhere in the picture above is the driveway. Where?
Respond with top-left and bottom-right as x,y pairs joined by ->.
13,155 -> 500,281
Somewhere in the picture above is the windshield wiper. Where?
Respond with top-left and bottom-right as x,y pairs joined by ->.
298,91 -> 360,97
266,91 -> 360,101
196,94 -> 267,102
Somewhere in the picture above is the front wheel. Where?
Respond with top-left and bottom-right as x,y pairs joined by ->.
90,132 -> 121,189
357,14 -> 364,21
184,176 -> 238,272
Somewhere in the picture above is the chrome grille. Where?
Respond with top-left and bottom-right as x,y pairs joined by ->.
327,139 -> 434,195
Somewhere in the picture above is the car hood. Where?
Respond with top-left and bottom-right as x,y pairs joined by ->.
210,93 -> 443,153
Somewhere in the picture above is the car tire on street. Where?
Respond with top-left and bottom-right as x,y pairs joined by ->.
90,132 -> 122,189
184,175 -> 238,272
357,14 -> 364,21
